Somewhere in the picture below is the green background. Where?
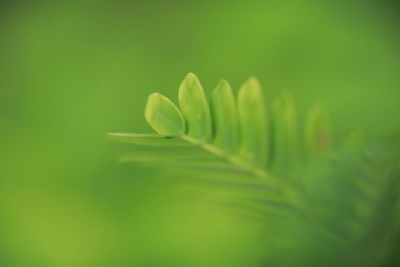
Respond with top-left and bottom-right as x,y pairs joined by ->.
1,1 -> 399,266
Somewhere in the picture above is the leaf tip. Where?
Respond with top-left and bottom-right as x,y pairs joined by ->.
184,72 -> 198,83
238,77 -> 264,104
218,79 -> 229,86
179,73 -> 202,100
213,79 -> 231,95
246,76 -> 261,87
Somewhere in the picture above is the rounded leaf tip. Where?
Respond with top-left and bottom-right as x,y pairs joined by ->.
145,93 -> 185,136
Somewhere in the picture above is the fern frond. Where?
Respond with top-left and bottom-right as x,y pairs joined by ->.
109,73 -> 400,266
109,73 -> 332,208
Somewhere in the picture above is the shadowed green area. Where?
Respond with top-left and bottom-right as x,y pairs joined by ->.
0,1 -> 399,266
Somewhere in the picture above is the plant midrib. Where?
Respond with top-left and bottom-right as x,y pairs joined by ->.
180,134 -> 300,206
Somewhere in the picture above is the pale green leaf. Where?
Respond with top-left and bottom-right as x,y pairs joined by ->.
271,92 -> 300,176
178,73 -> 212,141
237,77 -> 268,167
145,93 -> 185,136
211,79 -> 239,153
304,105 -> 331,161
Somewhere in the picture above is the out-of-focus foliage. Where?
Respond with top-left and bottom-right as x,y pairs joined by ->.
1,0 -> 400,266
112,74 -> 400,266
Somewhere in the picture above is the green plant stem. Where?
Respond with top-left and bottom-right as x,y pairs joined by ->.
180,134 -> 302,208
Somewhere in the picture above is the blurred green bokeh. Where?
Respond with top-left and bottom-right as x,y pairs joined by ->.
1,1 -> 399,266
